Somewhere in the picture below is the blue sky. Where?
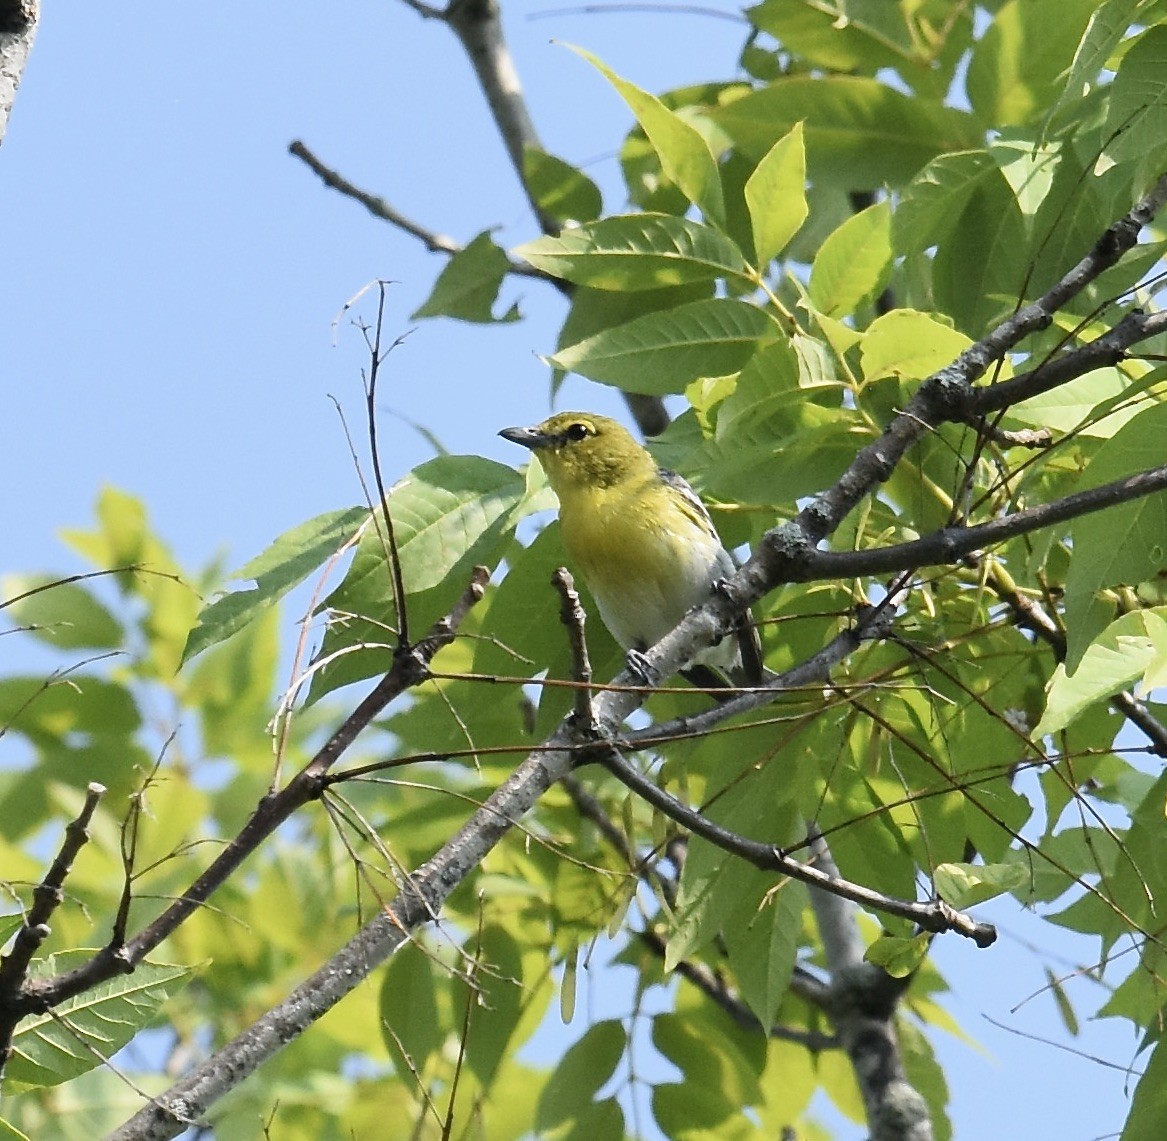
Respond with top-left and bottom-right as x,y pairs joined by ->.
1,3 -> 1145,1138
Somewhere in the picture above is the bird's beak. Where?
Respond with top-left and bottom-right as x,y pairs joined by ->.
499,425 -> 552,450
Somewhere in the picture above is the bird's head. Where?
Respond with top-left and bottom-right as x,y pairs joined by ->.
499,412 -> 655,493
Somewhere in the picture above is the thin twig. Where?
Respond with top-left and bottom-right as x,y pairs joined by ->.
361,282 -> 412,649
287,139 -> 550,280
551,567 -> 596,731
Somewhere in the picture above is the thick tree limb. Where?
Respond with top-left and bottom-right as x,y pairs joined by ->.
807,834 -> 931,1141
444,0 -> 557,233
0,0 -> 37,148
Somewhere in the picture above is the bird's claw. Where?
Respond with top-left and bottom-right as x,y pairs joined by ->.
625,648 -> 658,687
711,576 -> 733,599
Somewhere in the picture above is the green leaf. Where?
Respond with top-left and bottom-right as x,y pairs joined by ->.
411,230 -> 520,324
182,507 -> 367,663
1007,367 -> 1145,438
860,310 -> 972,382
0,674 -> 141,741
713,75 -> 981,188
1104,25 -> 1167,166
1,575 -> 123,650
380,942 -> 444,1078
187,605 -> 280,757
0,1119 -> 31,1141
309,458 -> 523,699
653,1012 -> 762,1107
6,958 -> 191,1090
809,199 -> 892,317
723,882 -> 805,1030
966,0 -> 1099,127
516,214 -> 751,291
522,146 -> 602,225
864,933 -> 931,977
559,944 -> 578,1025
334,456 -> 524,599
549,298 -> 780,394
931,163 -> 1028,335
748,0 -> 934,79
892,150 -> 997,256
932,861 -> 1029,908
1037,609 -> 1167,736
652,1082 -> 741,1135
1044,0 -> 1155,135
1044,967 -> 1081,1037
744,122 -> 808,265
571,46 -> 726,227
1122,1035 -> 1167,1141
1064,402 -> 1167,668
536,1020 -> 625,1130
465,925 -> 525,1084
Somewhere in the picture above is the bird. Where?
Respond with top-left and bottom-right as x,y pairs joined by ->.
499,411 -> 763,690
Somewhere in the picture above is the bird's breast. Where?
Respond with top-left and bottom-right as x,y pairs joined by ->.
557,482 -> 725,650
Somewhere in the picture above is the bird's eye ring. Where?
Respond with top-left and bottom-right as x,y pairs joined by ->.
564,422 -> 592,442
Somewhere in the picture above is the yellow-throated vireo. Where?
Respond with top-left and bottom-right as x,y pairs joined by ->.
500,412 -> 763,689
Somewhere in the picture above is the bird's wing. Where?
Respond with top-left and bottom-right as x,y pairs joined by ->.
657,468 -> 721,544
657,468 -> 764,685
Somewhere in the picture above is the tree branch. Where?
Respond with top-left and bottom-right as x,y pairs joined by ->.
594,747 -> 996,947
794,461 -> 1167,582
970,308 -> 1167,415
562,773 -> 836,1029
444,0 -> 556,233
604,172 -> 1167,712
288,138 -> 548,280
552,567 -> 597,731
0,782 -> 104,1064
396,0 -> 671,436
0,0 -> 37,149
108,721 -> 582,1140
806,832 -> 931,1141
9,568 -> 489,1024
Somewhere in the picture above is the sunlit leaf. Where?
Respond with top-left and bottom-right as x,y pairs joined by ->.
183,507 -> 367,663
571,45 -> 726,227
412,230 -> 520,324
933,861 -> 1029,908
6,958 -> 191,1090
549,298 -> 780,393
744,121 -> 808,265
809,199 -> 892,317
516,214 -> 751,291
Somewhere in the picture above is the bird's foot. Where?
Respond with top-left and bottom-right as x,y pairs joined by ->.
625,648 -> 660,687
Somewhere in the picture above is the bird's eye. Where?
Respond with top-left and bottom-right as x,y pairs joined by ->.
565,422 -> 592,442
